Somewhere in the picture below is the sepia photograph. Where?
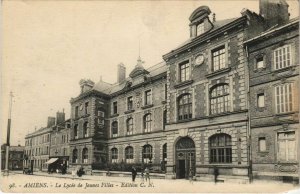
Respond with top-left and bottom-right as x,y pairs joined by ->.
1,0 -> 299,193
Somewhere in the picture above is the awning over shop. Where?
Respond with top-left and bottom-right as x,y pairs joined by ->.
45,158 -> 58,164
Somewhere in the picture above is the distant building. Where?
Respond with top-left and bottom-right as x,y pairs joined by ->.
1,144 -> 24,170
244,3 -> 299,182
24,111 -> 70,172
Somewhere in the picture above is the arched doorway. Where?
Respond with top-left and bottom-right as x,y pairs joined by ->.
175,136 -> 195,179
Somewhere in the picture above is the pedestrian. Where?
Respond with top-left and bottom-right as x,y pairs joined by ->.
144,167 -> 150,183
213,166 -> 218,184
140,168 -> 144,182
189,168 -> 193,184
131,166 -> 137,182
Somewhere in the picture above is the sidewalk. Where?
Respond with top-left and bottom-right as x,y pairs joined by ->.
13,170 -> 135,183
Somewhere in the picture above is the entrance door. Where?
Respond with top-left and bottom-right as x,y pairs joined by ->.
178,160 -> 186,179
175,137 -> 195,179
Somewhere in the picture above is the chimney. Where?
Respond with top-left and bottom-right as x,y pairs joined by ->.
79,79 -> 95,93
212,13 -> 216,22
117,63 -> 126,83
259,0 -> 289,28
47,117 -> 56,127
56,111 -> 65,125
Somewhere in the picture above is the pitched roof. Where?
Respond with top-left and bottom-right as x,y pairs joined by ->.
92,61 -> 167,95
171,17 -> 239,51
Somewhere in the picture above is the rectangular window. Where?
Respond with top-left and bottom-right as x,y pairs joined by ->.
257,93 -> 265,108
274,45 -> 292,70
196,22 -> 205,36
212,46 -> 226,71
85,102 -> 89,115
277,131 -> 296,161
145,90 -> 152,105
179,61 -> 190,82
113,101 -> 118,114
275,83 -> 293,113
256,57 -> 264,69
164,84 -> 167,100
97,111 -> 105,126
259,137 -> 266,152
75,106 -> 79,118
127,96 -> 133,110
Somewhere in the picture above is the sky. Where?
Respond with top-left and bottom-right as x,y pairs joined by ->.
1,0 -> 299,146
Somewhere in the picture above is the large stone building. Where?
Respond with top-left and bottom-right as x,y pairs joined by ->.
25,0 -> 299,183
161,5 -> 264,182
244,1 -> 299,182
68,59 -> 167,174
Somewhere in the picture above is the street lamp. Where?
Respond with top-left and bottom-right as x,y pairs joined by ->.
3,92 -> 13,176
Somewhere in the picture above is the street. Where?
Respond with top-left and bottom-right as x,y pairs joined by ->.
0,171 -> 299,193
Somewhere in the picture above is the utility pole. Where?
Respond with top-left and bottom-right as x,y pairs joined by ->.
3,91 -> 13,176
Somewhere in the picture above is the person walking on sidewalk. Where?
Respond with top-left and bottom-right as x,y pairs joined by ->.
131,166 -> 137,182
144,167 -> 150,183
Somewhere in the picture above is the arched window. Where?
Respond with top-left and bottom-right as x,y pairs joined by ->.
178,94 -> 192,121
111,121 -> 118,137
82,148 -> 88,163
210,84 -> 230,114
72,149 -> 78,163
74,124 -> 78,139
143,114 -> 152,133
83,122 -> 89,138
125,146 -> 134,163
209,133 -> 232,163
126,118 -> 133,135
111,148 -> 118,163
142,144 -> 153,163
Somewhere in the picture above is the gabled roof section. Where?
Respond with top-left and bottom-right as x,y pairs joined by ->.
189,6 -> 211,23
244,17 -> 299,45
91,61 -> 167,96
166,17 -> 239,54
129,56 -> 149,78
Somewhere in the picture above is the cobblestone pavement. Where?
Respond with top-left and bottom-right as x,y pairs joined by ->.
1,171 -> 299,193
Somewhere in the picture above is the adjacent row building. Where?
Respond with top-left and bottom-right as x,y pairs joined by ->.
24,0 -> 299,183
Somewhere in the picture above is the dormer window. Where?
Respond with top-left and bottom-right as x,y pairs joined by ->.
196,22 -> 205,36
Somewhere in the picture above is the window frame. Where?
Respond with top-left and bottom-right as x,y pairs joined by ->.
276,131 -> 297,162
210,84 -> 230,115
144,89 -> 152,106
196,21 -> 205,36
111,121 -> 118,137
72,149 -> 78,163
209,133 -> 232,164
274,83 -> 294,114
273,44 -> 292,70
178,93 -> 192,121
142,144 -> 153,163
258,137 -> 267,152
111,148 -> 118,163
113,101 -> 118,114
127,96 -> 133,111
83,122 -> 89,138
257,93 -> 265,108
212,45 -> 226,72
126,118 -> 134,135
179,61 -> 190,82
125,146 -> 134,163
82,148 -> 88,163
143,113 -> 152,133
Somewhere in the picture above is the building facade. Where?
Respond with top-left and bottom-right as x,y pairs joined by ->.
25,0 -> 299,183
245,9 -> 299,182
1,144 -> 24,170
161,6 -> 264,182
